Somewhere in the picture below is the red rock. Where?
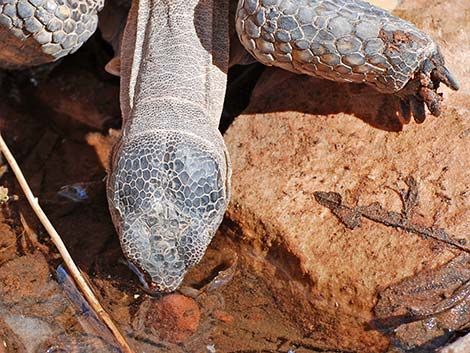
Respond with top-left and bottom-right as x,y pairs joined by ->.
223,0 -> 469,351
146,294 -> 200,343
0,254 -> 52,305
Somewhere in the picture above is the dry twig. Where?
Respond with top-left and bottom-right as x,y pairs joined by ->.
0,132 -> 134,353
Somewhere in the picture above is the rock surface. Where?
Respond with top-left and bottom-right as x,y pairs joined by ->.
224,0 -> 470,351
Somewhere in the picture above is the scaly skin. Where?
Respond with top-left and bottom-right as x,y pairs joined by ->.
0,0 -> 459,292
0,0 -> 104,69
236,0 -> 459,122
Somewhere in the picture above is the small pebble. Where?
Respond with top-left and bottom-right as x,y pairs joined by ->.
57,184 -> 88,201
145,294 -> 200,343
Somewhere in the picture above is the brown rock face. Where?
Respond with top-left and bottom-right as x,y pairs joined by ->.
224,0 -> 470,351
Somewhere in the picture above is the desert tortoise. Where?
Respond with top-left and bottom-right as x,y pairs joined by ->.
0,0 -> 459,292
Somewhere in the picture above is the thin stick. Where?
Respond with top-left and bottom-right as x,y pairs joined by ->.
0,132 -> 135,353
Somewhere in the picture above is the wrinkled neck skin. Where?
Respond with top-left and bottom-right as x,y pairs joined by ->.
119,0 -> 229,137
108,0 -> 231,292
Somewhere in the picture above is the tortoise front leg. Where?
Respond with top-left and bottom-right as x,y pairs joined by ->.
235,0 -> 459,123
0,0 -> 104,69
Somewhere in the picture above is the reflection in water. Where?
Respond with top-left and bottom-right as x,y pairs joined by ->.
56,265 -> 120,352
58,184 -> 89,202
0,256 -> 120,353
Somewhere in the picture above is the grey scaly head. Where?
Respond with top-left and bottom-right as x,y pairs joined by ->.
0,0 -> 459,292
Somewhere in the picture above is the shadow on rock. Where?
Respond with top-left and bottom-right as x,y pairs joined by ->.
238,67 -> 419,132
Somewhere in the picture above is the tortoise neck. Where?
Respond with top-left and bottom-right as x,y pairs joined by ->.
119,0 -> 230,134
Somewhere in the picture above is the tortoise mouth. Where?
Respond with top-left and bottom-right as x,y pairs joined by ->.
118,208 -> 189,293
126,260 -> 152,289
126,260 -> 178,295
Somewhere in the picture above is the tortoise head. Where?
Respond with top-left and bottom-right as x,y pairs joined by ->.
107,130 -> 229,292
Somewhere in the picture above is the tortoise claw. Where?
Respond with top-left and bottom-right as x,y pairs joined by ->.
420,87 -> 443,117
397,49 -> 458,123
432,65 -> 460,91
409,96 -> 426,123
